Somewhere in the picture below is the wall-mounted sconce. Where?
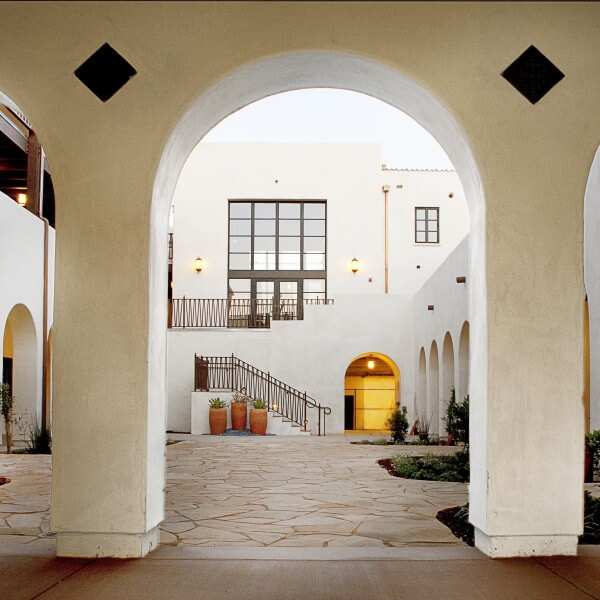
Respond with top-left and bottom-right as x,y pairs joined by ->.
428,305 -> 434,311
194,257 -> 203,273
367,359 -> 375,370
456,276 -> 466,284
17,193 -> 27,206
351,258 -> 359,274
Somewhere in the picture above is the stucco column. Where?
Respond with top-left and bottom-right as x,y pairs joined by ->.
49,154 -> 165,558
468,157 -> 585,558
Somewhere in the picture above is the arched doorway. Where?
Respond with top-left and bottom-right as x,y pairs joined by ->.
428,341 -> 439,435
344,353 -> 400,432
2,304 -> 38,440
441,332 -> 455,434
458,321 -> 470,404
417,347 -> 427,419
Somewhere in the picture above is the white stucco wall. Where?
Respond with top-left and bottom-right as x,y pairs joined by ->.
414,236 -> 470,435
0,191 -> 55,435
584,146 -> 600,430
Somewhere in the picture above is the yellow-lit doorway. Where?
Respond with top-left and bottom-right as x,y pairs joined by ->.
344,353 -> 400,432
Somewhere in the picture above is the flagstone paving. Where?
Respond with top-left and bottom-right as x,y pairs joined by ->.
0,436 -> 472,549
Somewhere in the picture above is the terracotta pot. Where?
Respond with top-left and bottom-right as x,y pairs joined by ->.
249,408 -> 267,435
231,402 -> 248,431
586,447 -> 594,483
209,408 -> 227,435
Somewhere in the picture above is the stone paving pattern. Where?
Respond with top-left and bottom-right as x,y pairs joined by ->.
2,435 -> 590,551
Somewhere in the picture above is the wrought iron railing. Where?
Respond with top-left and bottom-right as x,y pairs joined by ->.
194,354 -> 331,436
170,297 -> 334,329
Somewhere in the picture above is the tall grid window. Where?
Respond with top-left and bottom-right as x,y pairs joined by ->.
415,207 -> 439,243
228,200 -> 327,303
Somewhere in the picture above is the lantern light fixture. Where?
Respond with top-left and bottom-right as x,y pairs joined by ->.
351,258 -> 359,274
367,359 -> 375,370
194,257 -> 203,273
17,193 -> 27,206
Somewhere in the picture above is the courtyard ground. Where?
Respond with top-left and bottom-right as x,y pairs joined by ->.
2,435 -> 600,599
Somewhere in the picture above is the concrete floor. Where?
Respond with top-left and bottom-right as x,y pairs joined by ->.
3,545 -> 600,599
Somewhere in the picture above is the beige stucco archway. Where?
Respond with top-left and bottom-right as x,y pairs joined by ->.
0,3 -> 595,559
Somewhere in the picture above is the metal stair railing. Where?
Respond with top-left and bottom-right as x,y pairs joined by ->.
194,354 -> 331,436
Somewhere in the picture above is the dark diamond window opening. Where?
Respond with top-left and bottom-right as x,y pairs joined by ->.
74,43 -> 137,102
501,45 -> 564,105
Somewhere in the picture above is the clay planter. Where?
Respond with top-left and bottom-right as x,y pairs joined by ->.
231,402 -> 248,431
249,408 -> 267,435
209,408 -> 227,435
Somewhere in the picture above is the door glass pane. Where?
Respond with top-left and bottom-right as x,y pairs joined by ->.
304,203 -> 325,219
416,221 -> 426,232
229,253 -> 251,270
416,231 -> 426,243
230,220 -> 251,235
304,220 -> 325,236
279,281 -> 297,301
429,232 -> 438,243
304,253 -> 325,270
279,203 -> 301,218
416,209 -> 426,219
428,209 -> 438,219
256,281 -> 274,298
230,203 -> 251,218
255,220 -> 275,235
304,237 -> 325,252
230,236 -> 251,252
279,220 -> 300,236
255,203 -> 276,218
429,221 -> 437,232
228,279 -> 250,299
304,279 -> 325,293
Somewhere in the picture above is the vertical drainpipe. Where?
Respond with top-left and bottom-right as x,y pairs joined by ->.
382,186 -> 390,294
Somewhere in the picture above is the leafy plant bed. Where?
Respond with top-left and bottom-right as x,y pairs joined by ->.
436,505 -> 474,546
437,493 -> 600,546
378,451 -> 469,483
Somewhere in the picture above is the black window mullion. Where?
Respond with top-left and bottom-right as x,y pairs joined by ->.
250,202 -> 255,269
300,202 -> 305,270
275,202 -> 279,271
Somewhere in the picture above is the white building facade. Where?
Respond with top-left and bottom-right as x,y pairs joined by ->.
167,143 -> 470,434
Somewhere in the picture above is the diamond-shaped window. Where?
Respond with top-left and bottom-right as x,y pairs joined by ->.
74,43 -> 137,102
501,45 -> 564,105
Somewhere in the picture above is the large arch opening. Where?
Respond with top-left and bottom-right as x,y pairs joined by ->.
2,304 -> 38,442
344,353 -> 400,432
441,332 -> 455,434
458,321 -> 470,404
149,50 -> 487,554
427,341 -> 440,436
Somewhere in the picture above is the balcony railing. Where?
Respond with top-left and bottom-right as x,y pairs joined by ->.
169,297 -> 334,329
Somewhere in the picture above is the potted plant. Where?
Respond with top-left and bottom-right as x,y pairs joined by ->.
586,430 -> 600,482
0,383 -> 14,454
208,397 -> 228,435
249,398 -> 267,435
231,392 -> 249,431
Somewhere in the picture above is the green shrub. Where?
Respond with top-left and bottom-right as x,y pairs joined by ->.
252,398 -> 266,409
359,438 -> 391,445
208,397 -> 227,409
387,406 -> 409,444
391,450 -> 469,482
445,388 -> 469,446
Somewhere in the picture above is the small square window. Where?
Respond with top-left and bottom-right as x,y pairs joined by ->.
415,207 -> 439,244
